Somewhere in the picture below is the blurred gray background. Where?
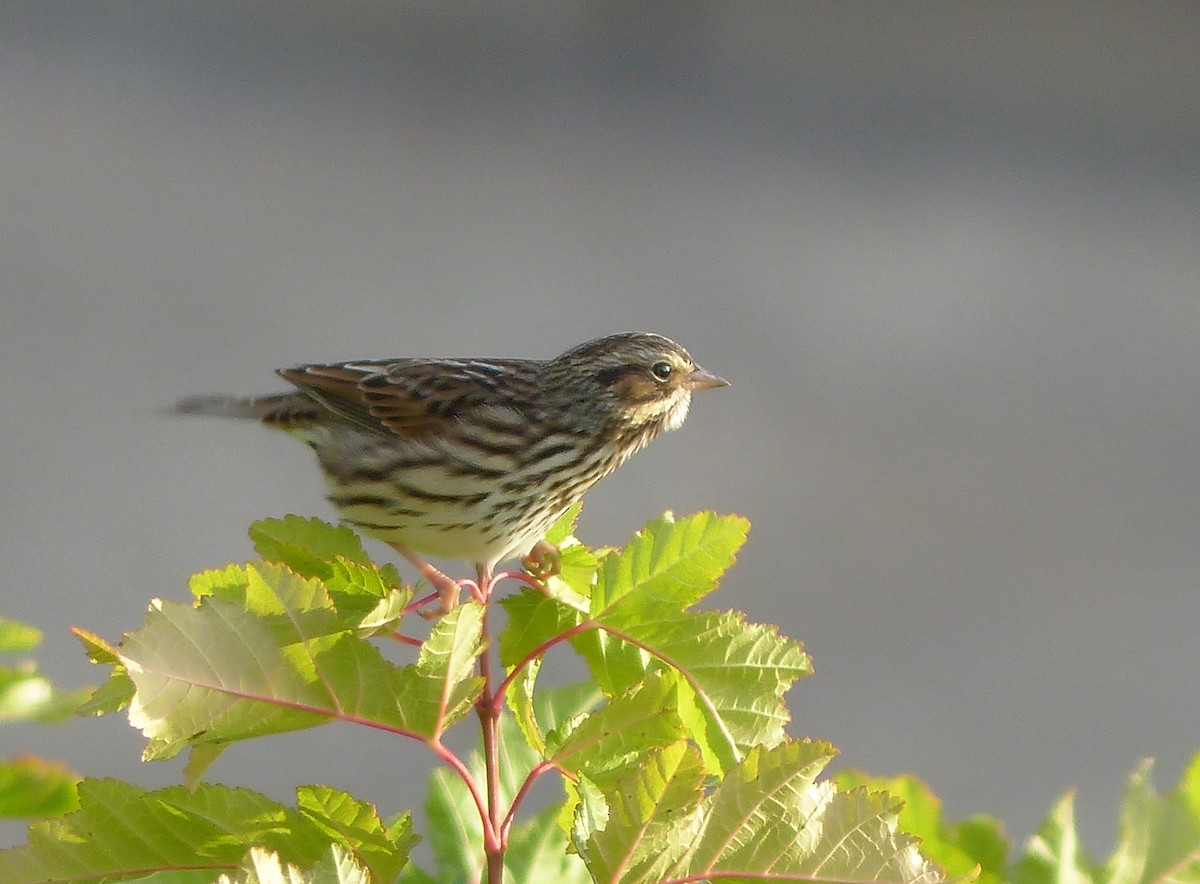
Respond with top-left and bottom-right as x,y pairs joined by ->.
3,1 -> 1198,860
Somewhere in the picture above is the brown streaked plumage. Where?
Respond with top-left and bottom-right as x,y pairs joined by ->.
175,332 -> 728,611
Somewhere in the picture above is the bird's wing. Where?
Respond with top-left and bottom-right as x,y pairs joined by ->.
277,357 -> 542,438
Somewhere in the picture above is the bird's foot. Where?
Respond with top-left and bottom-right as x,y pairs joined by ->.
391,543 -> 464,618
522,540 -> 561,584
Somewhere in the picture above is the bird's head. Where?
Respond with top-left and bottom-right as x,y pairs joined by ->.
545,332 -> 728,435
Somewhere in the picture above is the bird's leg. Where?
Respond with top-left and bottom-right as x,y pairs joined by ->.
521,540 -> 561,583
390,542 -> 463,617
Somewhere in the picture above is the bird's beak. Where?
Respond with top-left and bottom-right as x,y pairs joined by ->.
686,366 -> 731,391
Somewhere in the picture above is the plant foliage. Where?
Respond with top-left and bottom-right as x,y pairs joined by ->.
2,511 -> 1197,882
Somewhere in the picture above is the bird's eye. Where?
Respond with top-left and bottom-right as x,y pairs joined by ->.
650,361 -> 673,381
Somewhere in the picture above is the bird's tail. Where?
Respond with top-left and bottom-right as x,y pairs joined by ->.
173,393 -> 320,427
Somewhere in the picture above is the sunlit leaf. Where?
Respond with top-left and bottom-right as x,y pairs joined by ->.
0,779 -> 409,883
108,564 -> 482,758
837,770 -> 1008,884
573,741 -> 705,883
248,515 -> 370,576
576,740 -> 949,884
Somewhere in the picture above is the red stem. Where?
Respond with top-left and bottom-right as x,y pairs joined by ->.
428,739 -> 493,842
475,565 -> 506,884
490,619 -> 595,713
501,759 -> 559,842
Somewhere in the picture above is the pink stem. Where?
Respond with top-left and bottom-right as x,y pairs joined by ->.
500,759 -> 558,841
428,739 -> 494,843
490,620 -> 595,713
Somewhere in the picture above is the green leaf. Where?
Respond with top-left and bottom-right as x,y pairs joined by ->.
0,618 -> 43,654
543,502 -> 584,546
576,740 -> 950,884
593,510 -> 749,614
680,739 -> 839,880
190,562 -> 254,601
506,655 -> 545,755
215,843 -> 372,884
836,770 -> 1008,884
547,672 -> 687,787
502,512 -> 808,775
588,513 -> 810,772
416,682 -> 601,884
110,563 -> 483,759
420,766 -> 484,884
575,608 -> 810,774
544,543 -> 600,604
1103,755 -> 1200,884
295,785 -> 416,882
1013,791 -> 1097,884
0,757 -> 81,818
191,555 -> 410,636
0,779 -> 409,883
573,741 -> 706,883
497,591 -> 585,669
183,743 -> 227,791
324,559 -> 411,635
72,628 -> 135,717
505,804 -> 590,884
248,515 -> 370,577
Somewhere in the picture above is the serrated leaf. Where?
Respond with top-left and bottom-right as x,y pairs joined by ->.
574,741 -> 706,883
73,667 -> 134,717
184,742 -> 226,791
593,511 -> 749,614
113,564 -> 483,757
0,757 -> 81,818
497,591 -> 585,669
776,786 -> 945,884
0,779 -> 402,884
577,740 -> 950,884
0,618 -> 43,654
295,785 -> 415,882
325,560 -> 411,634
248,516 -> 370,577
836,770 -> 1007,884
191,556 -> 409,635
502,513 -> 808,776
547,672 -> 686,786
575,608 -> 810,774
683,739 -> 839,876
190,563 -> 254,601
73,627 -> 133,716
